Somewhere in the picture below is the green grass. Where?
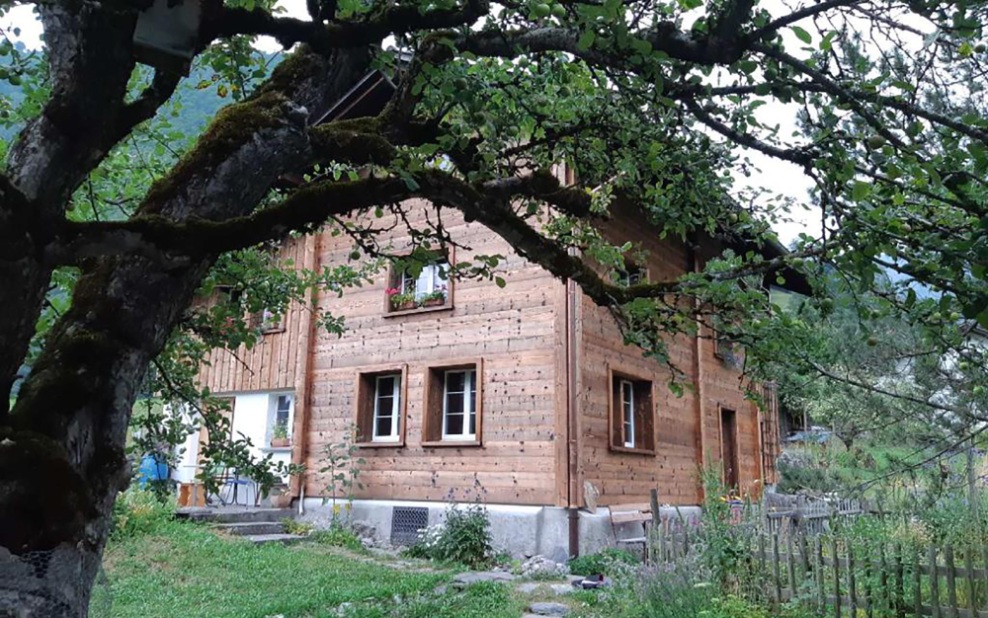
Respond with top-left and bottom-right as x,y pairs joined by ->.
102,519 -> 523,618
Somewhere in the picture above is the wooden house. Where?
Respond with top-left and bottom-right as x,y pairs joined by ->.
176,73 -> 788,557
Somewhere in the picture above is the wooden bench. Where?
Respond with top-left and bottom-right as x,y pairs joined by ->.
608,502 -> 653,551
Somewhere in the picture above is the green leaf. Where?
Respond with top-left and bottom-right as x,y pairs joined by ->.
577,30 -> 595,51
851,181 -> 871,201
791,26 -> 812,44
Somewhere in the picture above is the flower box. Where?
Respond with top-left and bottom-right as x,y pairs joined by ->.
270,437 -> 291,448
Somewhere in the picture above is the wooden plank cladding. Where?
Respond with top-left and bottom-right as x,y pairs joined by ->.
195,197 -> 782,509
302,201 -> 564,506
577,207 -> 771,507
197,235 -> 317,395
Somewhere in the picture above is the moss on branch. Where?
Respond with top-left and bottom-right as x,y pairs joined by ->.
141,90 -> 295,214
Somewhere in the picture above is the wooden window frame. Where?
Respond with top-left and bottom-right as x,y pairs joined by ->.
607,365 -> 656,455
383,249 -> 456,317
371,373 -> 403,443
611,262 -> 649,288
719,406 -> 740,491
354,364 -> 409,448
422,359 -> 483,447
267,393 -> 294,448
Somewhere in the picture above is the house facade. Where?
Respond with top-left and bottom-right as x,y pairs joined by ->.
176,194 -> 783,557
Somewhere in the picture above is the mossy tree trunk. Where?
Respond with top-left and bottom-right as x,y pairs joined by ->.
0,21 -> 371,612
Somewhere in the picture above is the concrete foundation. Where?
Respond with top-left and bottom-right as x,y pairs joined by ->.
299,498 -> 702,559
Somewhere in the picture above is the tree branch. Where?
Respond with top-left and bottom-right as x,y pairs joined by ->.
202,0 -> 489,51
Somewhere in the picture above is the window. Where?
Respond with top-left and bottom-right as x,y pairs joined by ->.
609,370 -> 655,453
386,255 -> 451,313
443,369 -> 476,440
619,379 -> 636,448
268,394 -> 293,447
372,374 -> 401,442
355,367 -> 407,446
612,263 -> 647,287
714,331 -> 742,368
250,308 -> 285,334
424,361 -> 483,445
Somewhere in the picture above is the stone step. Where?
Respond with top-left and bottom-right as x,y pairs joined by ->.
175,507 -> 293,524
244,533 -> 305,546
216,521 -> 285,536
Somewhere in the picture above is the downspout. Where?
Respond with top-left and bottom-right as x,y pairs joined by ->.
566,274 -> 580,558
688,239 -> 707,504
292,232 -> 322,514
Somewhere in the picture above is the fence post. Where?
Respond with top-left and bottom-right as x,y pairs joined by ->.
815,536 -> 825,615
914,545 -> 923,618
879,542 -> 889,616
801,532 -> 811,582
773,531 -> 783,604
894,542 -> 905,618
787,532 -> 797,598
964,546 -> 974,617
833,535 -> 842,618
981,546 -> 988,614
930,545 -> 941,618
849,541 -> 857,616
863,541 -> 873,618
944,545 -> 958,618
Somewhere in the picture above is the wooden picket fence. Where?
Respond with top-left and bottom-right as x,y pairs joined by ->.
650,526 -> 988,618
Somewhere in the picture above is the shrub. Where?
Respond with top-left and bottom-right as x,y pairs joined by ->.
111,486 -> 175,540
568,547 -> 638,576
406,502 -> 494,568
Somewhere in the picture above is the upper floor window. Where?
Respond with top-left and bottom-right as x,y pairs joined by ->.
250,308 -> 285,334
714,331 -> 742,368
386,256 -> 450,313
610,370 -> 655,454
612,263 -> 647,287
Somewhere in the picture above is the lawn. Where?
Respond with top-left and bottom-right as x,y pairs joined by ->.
101,518 -> 524,618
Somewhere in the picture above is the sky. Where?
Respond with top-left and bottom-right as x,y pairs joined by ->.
1,1 -> 816,244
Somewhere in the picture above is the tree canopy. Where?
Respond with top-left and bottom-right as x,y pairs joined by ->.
2,0 -> 988,614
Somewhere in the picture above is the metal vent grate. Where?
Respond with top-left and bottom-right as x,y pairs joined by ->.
390,506 -> 429,546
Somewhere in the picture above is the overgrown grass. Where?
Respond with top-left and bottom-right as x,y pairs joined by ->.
102,516 -> 522,618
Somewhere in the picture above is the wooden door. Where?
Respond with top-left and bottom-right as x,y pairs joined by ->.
720,408 -> 739,491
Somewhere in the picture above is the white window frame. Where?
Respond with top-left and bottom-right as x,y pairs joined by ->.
401,261 -> 449,301
371,374 -> 402,443
268,393 -> 294,444
442,369 -> 476,441
620,379 -> 635,448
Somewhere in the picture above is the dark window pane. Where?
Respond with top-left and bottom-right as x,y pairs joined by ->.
377,394 -> 394,415
446,392 -> 464,414
468,411 -> 476,435
446,371 -> 465,393
376,416 -> 392,437
446,412 -> 464,436
378,376 -> 395,394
